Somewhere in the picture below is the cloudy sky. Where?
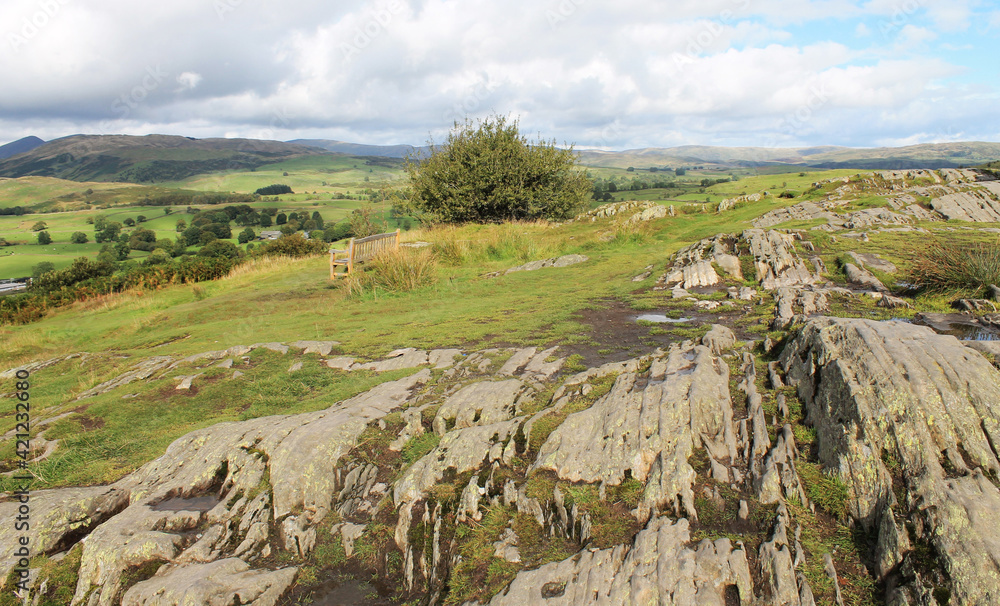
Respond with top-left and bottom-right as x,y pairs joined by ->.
1,0 -> 997,150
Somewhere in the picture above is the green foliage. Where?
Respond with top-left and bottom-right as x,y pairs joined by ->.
198,240 -> 242,259
70,231 -> 88,244
254,184 -> 293,196
255,233 -> 326,258
37,230 -> 52,245
31,261 -> 56,277
406,114 -> 592,223
31,257 -> 116,292
349,205 -> 385,239
31,221 -> 47,231
237,227 -> 255,244
95,221 -> 122,243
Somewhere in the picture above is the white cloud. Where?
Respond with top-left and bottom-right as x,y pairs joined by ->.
176,72 -> 203,91
0,0 -> 995,148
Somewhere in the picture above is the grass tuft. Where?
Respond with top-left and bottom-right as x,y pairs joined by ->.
345,248 -> 438,297
908,240 -> 1000,295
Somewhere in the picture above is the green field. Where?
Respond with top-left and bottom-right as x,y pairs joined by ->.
160,155 -> 406,194
0,166 -> 871,280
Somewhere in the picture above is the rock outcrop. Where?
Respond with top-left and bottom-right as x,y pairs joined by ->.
781,317 -> 1000,605
532,341 -> 737,522
481,517 -> 754,606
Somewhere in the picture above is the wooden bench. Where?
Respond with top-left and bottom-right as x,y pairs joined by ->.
330,229 -> 401,279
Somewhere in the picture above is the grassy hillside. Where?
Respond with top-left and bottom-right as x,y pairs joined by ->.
160,154 -> 405,194
0,165 -> 977,490
5,164 -> 999,606
0,134 -> 329,183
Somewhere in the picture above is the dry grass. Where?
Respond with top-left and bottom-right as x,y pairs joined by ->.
344,248 -> 438,297
908,240 -> 1000,294
225,254 -> 304,280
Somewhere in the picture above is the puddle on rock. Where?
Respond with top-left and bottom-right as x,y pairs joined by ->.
307,579 -> 386,606
912,313 -> 1000,341
635,314 -> 693,324
150,495 -> 221,512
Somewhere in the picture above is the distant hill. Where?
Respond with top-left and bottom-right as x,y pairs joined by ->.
0,134 -> 329,183
0,136 -> 45,160
291,139 -> 431,159
3,135 -> 997,183
576,142 -> 1000,170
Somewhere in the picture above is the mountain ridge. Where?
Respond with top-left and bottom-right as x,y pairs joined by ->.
0,135 -> 45,160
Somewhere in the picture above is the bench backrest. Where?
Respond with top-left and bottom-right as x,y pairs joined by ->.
352,229 -> 400,262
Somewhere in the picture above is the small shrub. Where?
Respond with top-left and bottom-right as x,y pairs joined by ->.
37,230 -> 52,245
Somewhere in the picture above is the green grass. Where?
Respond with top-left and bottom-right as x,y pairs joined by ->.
0,347 -> 415,490
159,155 -> 405,194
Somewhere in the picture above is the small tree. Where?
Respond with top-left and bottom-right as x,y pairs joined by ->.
123,217 -> 135,227
71,231 -> 89,244
136,215 -> 147,223
198,240 -> 241,259
37,230 -> 52,245
114,240 -> 130,260
32,261 -> 55,277
31,221 -> 48,231
349,205 -> 384,238
405,114 -> 591,223
238,227 -> 255,244
176,219 -> 187,232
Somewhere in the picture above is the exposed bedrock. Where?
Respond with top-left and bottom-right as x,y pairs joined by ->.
780,317 -> 1000,605
743,229 -> 818,289
531,342 -> 737,523
930,183 -> 1000,222
480,516 -> 754,606
60,370 -> 430,605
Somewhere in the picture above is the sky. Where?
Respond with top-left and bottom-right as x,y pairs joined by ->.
1,0 -> 997,150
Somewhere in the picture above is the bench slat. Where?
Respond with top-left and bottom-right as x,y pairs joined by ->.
329,228 -> 401,279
